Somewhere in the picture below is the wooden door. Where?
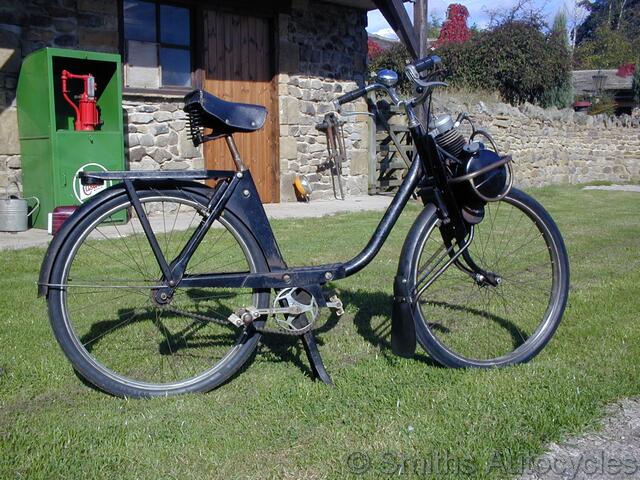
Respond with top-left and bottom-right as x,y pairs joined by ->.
203,10 -> 279,202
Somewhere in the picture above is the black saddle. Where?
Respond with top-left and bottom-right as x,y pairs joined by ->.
183,90 -> 267,137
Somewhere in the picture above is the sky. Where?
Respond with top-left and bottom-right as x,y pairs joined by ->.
366,0 -> 571,38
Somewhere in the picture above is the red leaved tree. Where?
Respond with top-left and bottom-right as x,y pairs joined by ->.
436,4 -> 471,46
368,38 -> 384,59
617,63 -> 636,77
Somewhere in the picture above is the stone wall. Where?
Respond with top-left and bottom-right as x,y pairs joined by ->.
0,0 -> 118,195
123,97 -> 203,172
277,0 -> 370,200
430,97 -> 640,186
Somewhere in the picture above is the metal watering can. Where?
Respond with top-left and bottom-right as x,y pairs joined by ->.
0,194 -> 40,232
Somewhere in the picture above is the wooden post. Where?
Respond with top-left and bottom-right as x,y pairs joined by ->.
414,0 -> 429,58
413,0 -> 429,126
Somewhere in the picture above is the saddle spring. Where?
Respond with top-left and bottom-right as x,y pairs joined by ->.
185,106 -> 205,147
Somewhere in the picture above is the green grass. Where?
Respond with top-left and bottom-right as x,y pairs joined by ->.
1,185 -> 639,479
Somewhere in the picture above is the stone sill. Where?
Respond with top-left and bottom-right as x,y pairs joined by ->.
123,89 -> 187,102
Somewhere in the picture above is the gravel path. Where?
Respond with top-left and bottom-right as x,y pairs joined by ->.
582,185 -> 640,193
0,195 -> 393,251
518,398 -> 640,479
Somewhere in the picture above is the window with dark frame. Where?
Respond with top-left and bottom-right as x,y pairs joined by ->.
122,0 -> 193,90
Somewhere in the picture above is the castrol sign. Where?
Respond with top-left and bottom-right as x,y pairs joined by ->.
73,163 -> 112,202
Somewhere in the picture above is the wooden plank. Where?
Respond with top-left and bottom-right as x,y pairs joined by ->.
378,179 -> 404,187
203,9 -> 279,202
377,161 -> 408,169
377,144 -> 414,152
414,0 -> 429,58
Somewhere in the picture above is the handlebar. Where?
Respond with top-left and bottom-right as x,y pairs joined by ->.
334,55 -> 443,109
335,86 -> 369,106
413,55 -> 441,74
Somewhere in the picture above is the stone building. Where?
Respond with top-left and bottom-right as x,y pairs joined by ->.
0,0 -> 375,204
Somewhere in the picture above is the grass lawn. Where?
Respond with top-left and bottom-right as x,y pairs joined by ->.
1,185 -> 639,479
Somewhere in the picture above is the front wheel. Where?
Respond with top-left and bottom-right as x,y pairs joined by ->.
47,187 -> 269,397
410,188 -> 569,367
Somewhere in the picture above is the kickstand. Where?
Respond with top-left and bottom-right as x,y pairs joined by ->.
290,290 -> 334,386
301,331 -> 334,386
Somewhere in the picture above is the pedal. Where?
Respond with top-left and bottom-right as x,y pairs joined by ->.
326,294 -> 344,316
227,306 -> 261,327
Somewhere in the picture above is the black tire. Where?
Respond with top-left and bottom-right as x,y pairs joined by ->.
47,188 -> 269,397
409,188 -> 569,367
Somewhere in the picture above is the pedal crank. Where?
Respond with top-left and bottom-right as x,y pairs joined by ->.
228,289 -> 345,334
227,301 -> 314,328
326,294 -> 344,316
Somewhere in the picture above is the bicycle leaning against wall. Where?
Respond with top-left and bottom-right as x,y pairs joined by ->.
38,56 -> 570,398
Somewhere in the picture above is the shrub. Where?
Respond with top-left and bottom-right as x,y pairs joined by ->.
368,38 -> 384,60
539,83 -> 574,109
588,93 -> 617,115
437,21 -> 572,107
368,42 -> 412,94
367,21 -> 572,108
436,32 -> 490,90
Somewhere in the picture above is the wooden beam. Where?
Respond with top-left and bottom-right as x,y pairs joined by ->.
373,0 -> 419,58
413,0 -> 428,58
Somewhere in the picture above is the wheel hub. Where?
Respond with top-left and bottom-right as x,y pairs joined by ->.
474,271 -> 501,287
151,286 -> 175,306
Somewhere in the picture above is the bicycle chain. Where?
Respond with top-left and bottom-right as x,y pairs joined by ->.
164,307 -> 318,336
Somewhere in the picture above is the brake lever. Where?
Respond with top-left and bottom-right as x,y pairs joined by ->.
405,64 -> 448,92
415,80 -> 449,90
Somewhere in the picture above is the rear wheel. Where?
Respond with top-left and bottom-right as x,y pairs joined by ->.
47,188 -> 269,397
410,188 -> 569,367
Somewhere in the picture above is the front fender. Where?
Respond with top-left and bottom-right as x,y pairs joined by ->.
391,203 -> 438,358
37,180 -> 214,297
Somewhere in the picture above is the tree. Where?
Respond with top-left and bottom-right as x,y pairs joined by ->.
435,4 -> 471,46
565,0 -> 589,50
552,10 -> 570,49
576,0 -> 640,44
574,25 -> 636,67
484,0 -> 548,29
428,14 -> 443,38
542,11 -> 574,107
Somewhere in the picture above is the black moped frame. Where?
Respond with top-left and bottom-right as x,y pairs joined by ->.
40,124 -> 470,385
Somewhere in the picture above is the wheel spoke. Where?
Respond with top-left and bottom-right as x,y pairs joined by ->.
51,191 -> 266,396
413,191 -> 565,364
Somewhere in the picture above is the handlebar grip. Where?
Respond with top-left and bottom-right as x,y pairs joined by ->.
414,55 -> 441,73
336,86 -> 368,106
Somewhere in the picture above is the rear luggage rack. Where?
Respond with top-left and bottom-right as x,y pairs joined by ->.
79,170 -> 234,185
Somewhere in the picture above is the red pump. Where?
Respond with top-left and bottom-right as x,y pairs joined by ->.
61,69 -> 102,131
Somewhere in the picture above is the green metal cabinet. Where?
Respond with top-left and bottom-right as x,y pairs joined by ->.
17,48 -> 125,229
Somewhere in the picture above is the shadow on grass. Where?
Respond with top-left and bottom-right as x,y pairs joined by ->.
339,289 -> 442,367
424,300 -> 529,351
260,289 -> 442,373
73,288 -> 528,388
